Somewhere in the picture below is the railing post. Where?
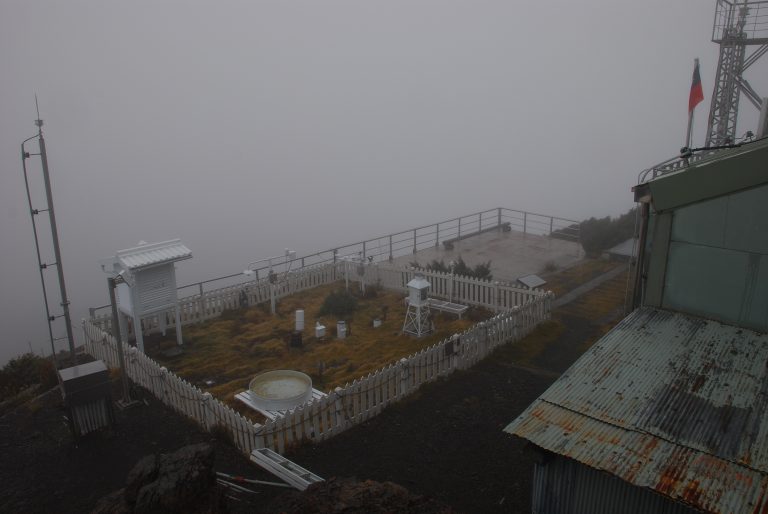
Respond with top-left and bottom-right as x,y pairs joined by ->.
333,249 -> 338,263
362,241 -> 366,261
389,235 -> 393,261
549,216 -> 554,235
497,207 -> 502,231
478,212 -> 482,232
523,212 -> 528,234
458,217 -> 462,239
435,223 -> 440,247
412,229 -> 417,254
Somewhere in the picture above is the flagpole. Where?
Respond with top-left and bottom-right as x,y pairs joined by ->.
686,109 -> 694,149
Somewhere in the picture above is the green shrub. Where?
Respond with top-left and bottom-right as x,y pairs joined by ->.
0,353 -> 57,401
318,290 -> 359,317
579,207 -> 637,256
411,257 -> 493,280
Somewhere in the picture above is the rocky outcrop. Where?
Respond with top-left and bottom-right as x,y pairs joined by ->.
269,477 -> 455,514
92,443 -> 224,514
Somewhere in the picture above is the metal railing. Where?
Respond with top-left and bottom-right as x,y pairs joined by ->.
712,0 -> 768,44
90,207 -> 580,318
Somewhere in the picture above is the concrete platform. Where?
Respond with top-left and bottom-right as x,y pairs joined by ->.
394,229 -> 583,283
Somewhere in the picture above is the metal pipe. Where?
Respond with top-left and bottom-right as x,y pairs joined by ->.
21,138 -> 57,366
108,277 -> 132,404
37,124 -> 76,364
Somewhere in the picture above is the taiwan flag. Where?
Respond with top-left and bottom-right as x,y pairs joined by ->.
689,58 -> 704,113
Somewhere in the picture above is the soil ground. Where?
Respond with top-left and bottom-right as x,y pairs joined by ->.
0,260 -> 627,513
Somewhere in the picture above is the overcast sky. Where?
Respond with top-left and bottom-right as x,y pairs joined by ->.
1,1 -> 766,365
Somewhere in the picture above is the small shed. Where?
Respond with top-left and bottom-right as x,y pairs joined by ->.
517,274 -> 547,289
102,239 -> 191,352
604,238 -> 637,261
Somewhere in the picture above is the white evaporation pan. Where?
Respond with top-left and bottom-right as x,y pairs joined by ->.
248,370 -> 313,411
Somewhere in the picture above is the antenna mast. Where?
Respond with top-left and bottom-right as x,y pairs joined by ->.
706,0 -> 768,146
21,98 -> 77,365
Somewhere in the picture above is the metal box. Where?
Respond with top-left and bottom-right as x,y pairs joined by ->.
58,360 -> 113,437
59,360 -> 111,406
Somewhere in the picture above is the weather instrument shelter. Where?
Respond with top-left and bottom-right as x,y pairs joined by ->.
402,274 -> 433,337
102,240 -> 191,352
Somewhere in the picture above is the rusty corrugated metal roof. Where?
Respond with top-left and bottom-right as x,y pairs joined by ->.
116,239 -> 191,270
505,307 -> 768,514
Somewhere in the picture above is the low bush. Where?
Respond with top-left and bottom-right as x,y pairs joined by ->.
0,353 -> 57,402
318,290 -> 359,317
411,257 -> 493,280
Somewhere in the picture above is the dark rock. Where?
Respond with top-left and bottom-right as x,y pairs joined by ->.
91,489 -> 129,514
91,443 -> 224,514
133,443 -> 220,514
269,477 -> 455,514
125,455 -> 158,505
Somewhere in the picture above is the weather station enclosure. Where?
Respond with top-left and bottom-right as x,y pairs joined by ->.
403,274 -> 433,337
102,240 -> 192,352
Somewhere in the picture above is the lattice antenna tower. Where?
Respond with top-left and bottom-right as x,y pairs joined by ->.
706,0 -> 768,146
21,97 -> 76,365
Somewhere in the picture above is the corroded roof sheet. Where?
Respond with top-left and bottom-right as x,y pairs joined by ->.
505,307 -> 768,514
115,239 -> 191,270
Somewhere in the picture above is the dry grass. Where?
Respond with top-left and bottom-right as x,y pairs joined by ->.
503,267 -> 631,371
499,319 -> 566,365
543,259 -> 622,297
145,259 -> 630,420
146,281 -> 486,417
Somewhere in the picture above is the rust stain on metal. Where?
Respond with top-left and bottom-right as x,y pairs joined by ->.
681,480 -> 704,507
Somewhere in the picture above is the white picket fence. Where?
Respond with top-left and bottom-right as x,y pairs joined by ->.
83,320 -> 264,456
90,261 -> 545,336
91,262 -> 343,335
369,264 -> 548,311
82,288 -> 552,456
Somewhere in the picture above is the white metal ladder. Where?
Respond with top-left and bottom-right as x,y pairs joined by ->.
250,448 -> 324,491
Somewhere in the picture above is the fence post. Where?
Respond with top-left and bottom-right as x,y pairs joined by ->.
523,212 -> 528,234
202,392 -> 214,430
362,241 -> 367,261
412,229 -> 417,254
399,358 -> 410,396
478,211 -> 482,232
334,387 -> 345,429
389,235 -> 393,261
435,223 -> 440,247
549,216 -> 554,235
497,208 -> 502,231
159,367 -> 169,404
458,217 -> 462,239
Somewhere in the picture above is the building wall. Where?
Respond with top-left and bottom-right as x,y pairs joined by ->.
532,455 -> 700,514
661,182 -> 768,331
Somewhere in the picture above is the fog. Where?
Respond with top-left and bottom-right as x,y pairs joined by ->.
1,1 -> 766,365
